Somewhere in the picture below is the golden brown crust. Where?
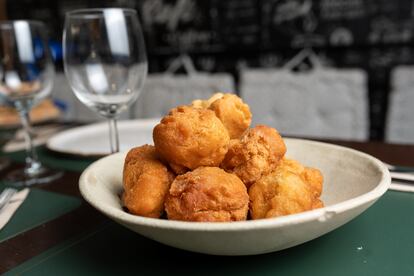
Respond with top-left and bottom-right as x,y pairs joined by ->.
302,167 -> 324,198
221,125 -> 286,187
249,158 -> 324,219
208,94 -> 252,139
192,93 -> 252,139
278,158 -> 323,198
165,167 -> 249,222
191,93 -> 224,109
311,199 -> 324,209
249,166 -> 315,219
122,145 -> 175,218
153,106 -> 230,174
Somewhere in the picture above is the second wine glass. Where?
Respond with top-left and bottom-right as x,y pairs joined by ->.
63,8 -> 147,153
0,20 -> 62,186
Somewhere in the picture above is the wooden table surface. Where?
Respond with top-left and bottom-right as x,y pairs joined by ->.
1,140 -> 414,274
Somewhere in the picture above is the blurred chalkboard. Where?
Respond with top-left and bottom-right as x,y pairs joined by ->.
261,0 -> 414,49
137,0 -> 221,54
131,0 -> 414,52
8,0 -> 414,54
210,0 -> 261,48
7,0 -> 414,140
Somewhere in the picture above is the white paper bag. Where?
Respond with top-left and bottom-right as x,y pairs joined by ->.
240,67 -> 368,140
387,66 -> 414,144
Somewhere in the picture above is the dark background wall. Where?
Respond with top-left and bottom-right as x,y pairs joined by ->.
5,0 -> 414,141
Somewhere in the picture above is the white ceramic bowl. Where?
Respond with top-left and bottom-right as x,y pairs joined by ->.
79,138 -> 390,256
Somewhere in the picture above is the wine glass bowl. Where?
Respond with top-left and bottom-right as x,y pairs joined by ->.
0,21 -> 53,101
63,8 -> 147,152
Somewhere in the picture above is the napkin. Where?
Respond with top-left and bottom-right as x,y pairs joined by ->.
0,188 -> 30,230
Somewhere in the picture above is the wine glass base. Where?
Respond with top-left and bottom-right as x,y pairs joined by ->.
5,166 -> 63,187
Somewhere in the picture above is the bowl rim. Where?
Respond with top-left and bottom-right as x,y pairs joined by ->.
79,138 -> 391,231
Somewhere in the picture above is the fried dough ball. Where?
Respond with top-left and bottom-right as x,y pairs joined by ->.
221,125 -> 286,187
192,93 -> 252,139
191,92 -> 224,109
278,158 -> 323,198
153,106 -> 230,174
122,145 -> 175,218
311,199 -> 324,209
165,167 -> 249,222
249,165 -> 318,220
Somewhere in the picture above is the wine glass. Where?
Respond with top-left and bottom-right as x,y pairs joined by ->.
63,8 -> 147,153
0,20 -> 62,186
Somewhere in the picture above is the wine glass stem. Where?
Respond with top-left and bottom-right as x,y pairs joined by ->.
108,117 -> 119,153
18,109 -> 42,175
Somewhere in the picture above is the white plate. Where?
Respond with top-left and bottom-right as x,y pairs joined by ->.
47,119 -> 159,157
79,138 -> 390,256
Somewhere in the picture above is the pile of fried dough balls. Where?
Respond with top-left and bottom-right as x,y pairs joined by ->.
122,93 -> 324,222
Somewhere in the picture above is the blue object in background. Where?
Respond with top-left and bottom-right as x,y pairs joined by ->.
33,38 -> 62,63
53,98 -> 68,112
49,40 -> 62,62
33,37 -> 45,60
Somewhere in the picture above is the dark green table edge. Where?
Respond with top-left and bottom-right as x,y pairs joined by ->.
0,188 -> 82,243
5,190 -> 414,276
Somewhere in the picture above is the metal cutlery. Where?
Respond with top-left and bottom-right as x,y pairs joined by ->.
390,171 -> 414,186
384,162 -> 414,173
0,188 -> 17,211
385,162 -> 414,180
383,162 -> 414,191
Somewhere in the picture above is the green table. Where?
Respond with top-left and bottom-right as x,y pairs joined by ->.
1,141 -> 414,275
6,191 -> 414,276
